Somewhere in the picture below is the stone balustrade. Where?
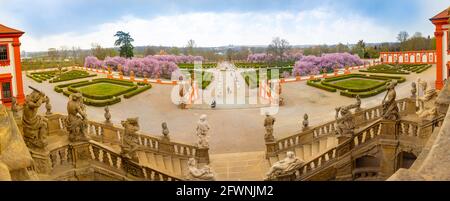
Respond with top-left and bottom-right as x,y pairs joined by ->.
46,113 -> 208,163
269,114 -> 444,181
268,98 -> 412,158
43,141 -> 182,181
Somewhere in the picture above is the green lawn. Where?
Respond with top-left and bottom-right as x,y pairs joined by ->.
77,83 -> 132,96
332,78 -> 383,90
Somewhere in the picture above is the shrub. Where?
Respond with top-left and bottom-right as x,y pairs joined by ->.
124,85 -> 152,99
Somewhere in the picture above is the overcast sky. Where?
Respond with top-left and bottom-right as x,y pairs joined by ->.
1,0 -> 449,52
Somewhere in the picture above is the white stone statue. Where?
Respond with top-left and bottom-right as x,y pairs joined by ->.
186,158 -> 215,181
266,151 -> 304,179
196,114 -> 210,149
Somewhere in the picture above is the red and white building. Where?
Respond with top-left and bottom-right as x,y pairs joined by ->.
379,51 -> 436,64
431,8 -> 450,90
0,24 -> 25,104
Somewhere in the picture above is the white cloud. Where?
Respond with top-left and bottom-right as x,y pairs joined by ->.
21,7 -> 396,52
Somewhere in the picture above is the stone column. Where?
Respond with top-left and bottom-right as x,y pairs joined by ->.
378,120 -> 399,179
434,29 -> 444,90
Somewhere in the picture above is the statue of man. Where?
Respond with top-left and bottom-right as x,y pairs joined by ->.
196,114 -> 210,149
264,113 -> 275,142
121,118 -> 140,159
65,93 -> 89,142
335,106 -> 355,137
22,90 -> 49,149
186,158 -> 215,181
382,81 -> 400,121
266,151 -> 303,179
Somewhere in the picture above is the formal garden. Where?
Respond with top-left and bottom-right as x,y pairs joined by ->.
54,78 -> 151,106
27,69 -> 97,83
307,74 -> 406,98
359,64 -> 431,74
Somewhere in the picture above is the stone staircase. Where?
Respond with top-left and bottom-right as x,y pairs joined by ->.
267,136 -> 338,167
136,151 -> 190,178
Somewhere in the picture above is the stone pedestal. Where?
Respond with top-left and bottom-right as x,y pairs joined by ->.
47,114 -> 64,136
30,150 -> 51,174
265,141 -> 278,159
195,148 -> 210,164
101,124 -> 121,144
71,142 -> 92,168
158,138 -> 174,154
404,98 -> 417,115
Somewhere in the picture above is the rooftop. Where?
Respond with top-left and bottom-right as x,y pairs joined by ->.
430,7 -> 450,22
0,24 -> 24,35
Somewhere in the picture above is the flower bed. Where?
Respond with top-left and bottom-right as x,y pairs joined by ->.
307,74 -> 406,98
359,64 -> 431,74
49,70 -> 97,83
27,70 -> 68,83
54,78 -> 151,106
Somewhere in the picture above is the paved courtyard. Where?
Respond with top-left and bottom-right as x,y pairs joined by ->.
24,64 -> 437,154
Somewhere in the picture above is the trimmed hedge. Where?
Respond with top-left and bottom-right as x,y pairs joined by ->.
308,73 -> 405,98
54,78 -> 151,107
307,80 -> 337,92
49,70 -> 96,83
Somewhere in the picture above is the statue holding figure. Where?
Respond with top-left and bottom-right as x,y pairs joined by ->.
186,158 -> 215,181
65,93 -> 89,142
382,80 -> 400,121
120,118 -> 140,159
196,114 -> 210,149
22,87 -> 49,150
335,106 -> 355,137
266,151 -> 303,179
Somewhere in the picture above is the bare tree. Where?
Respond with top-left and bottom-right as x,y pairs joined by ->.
267,37 -> 291,61
186,39 -> 196,55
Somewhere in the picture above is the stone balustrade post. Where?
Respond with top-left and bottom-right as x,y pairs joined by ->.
265,140 -> 278,159
47,114 -> 65,136
378,120 -> 399,179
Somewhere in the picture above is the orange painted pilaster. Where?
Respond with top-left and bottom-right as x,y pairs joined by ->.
435,29 -> 444,90
12,37 -> 25,104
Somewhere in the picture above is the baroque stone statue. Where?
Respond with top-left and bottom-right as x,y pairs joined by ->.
411,82 -> 417,98
196,114 -> 210,149
186,158 -> 215,181
264,113 -> 276,142
104,106 -> 111,124
22,89 -> 49,150
162,122 -> 170,141
302,113 -> 309,131
382,80 -> 400,121
45,97 -> 52,115
335,106 -> 356,137
65,93 -> 89,142
121,118 -> 140,159
266,151 -> 303,179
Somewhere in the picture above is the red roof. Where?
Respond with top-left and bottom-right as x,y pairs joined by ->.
431,7 -> 450,21
0,24 -> 24,35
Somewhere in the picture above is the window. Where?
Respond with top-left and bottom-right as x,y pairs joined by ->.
0,45 -> 7,61
1,82 -> 12,100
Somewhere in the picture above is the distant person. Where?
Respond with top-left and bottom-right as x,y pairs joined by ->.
211,99 -> 216,109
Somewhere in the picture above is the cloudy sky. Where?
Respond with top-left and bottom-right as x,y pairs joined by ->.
1,0 -> 449,52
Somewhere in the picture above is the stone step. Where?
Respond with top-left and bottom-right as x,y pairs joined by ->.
303,144 -> 311,161
311,141 -> 320,158
326,137 -> 336,149
294,147 -> 304,161
146,152 -> 157,167
319,138 -> 328,153
172,157 -> 182,176
155,154 -> 166,170
180,159 -> 188,177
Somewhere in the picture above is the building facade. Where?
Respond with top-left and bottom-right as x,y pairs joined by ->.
431,8 -> 450,90
0,24 -> 25,104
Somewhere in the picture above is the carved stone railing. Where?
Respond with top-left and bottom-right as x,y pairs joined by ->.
352,167 -> 380,180
268,114 -> 442,181
47,113 -> 208,163
44,141 -> 183,181
267,98 -> 412,158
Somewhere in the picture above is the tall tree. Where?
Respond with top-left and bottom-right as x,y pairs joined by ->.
186,39 -> 196,55
267,37 -> 291,61
114,31 -> 134,58
352,40 -> 366,58
397,31 -> 409,51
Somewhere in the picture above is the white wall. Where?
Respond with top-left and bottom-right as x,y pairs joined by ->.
0,39 -> 18,97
